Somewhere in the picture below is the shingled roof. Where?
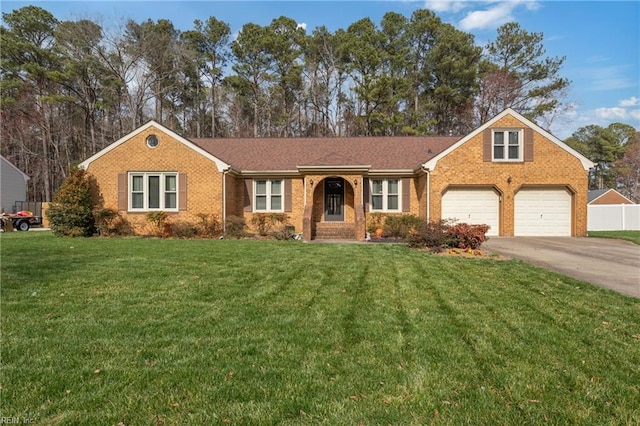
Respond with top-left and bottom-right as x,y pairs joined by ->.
191,136 -> 460,172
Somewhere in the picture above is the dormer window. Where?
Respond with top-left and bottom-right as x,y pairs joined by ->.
493,129 -> 522,161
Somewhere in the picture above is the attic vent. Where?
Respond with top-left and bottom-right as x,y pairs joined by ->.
146,134 -> 159,148
428,149 -> 433,154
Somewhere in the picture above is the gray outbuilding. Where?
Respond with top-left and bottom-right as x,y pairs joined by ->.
1,155 -> 29,213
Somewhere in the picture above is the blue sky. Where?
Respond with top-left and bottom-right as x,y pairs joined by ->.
2,1 -> 639,138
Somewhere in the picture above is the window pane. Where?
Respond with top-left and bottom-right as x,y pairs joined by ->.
508,131 -> 519,145
372,194 -> 383,210
165,193 -> 177,209
494,146 -> 504,159
494,132 -> 504,145
165,175 -> 176,191
388,195 -> 399,210
508,145 -> 519,159
271,195 -> 282,210
132,175 -> 143,191
271,180 -> 282,195
387,180 -> 399,194
372,180 -> 383,195
132,193 -> 144,209
148,176 -> 160,209
256,195 -> 267,210
256,180 -> 267,195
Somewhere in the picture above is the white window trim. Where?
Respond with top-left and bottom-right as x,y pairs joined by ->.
253,179 -> 284,212
492,129 -> 523,162
128,172 -> 178,212
370,178 -> 402,212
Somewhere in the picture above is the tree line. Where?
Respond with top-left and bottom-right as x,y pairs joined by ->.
1,5 -> 636,202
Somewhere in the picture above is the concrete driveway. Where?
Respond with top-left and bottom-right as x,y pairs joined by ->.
482,237 -> 640,298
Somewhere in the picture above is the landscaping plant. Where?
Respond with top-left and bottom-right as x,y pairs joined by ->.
46,167 -> 98,237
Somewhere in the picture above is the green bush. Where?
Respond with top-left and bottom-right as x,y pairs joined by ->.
46,167 -> 98,237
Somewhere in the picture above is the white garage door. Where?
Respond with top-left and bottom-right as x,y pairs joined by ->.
515,189 -> 572,236
441,189 -> 499,236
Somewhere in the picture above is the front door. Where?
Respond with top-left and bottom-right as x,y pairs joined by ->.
324,178 -> 344,221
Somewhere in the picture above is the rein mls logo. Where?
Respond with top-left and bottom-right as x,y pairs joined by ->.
0,418 -> 33,424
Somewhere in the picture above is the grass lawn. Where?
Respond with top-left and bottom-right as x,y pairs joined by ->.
1,232 -> 639,425
588,230 -> 640,245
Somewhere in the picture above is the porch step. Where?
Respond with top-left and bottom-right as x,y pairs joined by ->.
313,222 -> 356,240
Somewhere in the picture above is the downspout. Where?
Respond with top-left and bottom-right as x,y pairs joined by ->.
222,168 -> 228,233
423,167 -> 431,222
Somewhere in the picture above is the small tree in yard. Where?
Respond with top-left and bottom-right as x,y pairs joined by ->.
47,167 -> 98,237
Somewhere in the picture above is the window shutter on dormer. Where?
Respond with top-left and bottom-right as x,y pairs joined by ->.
483,129 -> 492,162
402,178 -> 410,212
244,179 -> 252,212
179,173 -> 187,211
284,179 -> 292,212
524,128 -> 534,162
117,173 -> 127,211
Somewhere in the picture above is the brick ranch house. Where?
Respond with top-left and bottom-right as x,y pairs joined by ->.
79,109 -> 594,240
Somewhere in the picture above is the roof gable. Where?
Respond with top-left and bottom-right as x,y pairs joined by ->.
78,121 -> 230,172
588,188 -> 635,204
422,109 -> 595,171
1,155 -> 29,181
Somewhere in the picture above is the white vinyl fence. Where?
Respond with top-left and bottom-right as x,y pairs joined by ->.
588,204 -> 640,231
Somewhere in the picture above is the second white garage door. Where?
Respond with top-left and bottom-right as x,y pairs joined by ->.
441,189 -> 499,236
514,189 -> 572,236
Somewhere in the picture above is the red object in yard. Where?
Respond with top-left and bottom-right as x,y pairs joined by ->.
0,212 -> 42,231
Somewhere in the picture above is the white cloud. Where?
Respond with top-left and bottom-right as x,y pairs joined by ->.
459,2 -> 516,31
620,96 -> 639,107
297,22 -> 307,31
595,107 -> 628,120
424,0 -> 470,13
629,110 -> 640,121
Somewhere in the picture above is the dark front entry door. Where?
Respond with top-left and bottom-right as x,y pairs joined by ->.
324,178 -> 344,221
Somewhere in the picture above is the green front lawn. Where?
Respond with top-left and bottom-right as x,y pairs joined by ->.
2,232 -> 639,424
588,230 -> 640,245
